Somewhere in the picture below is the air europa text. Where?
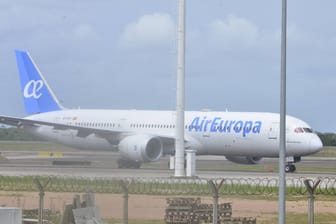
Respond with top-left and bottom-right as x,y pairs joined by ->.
188,116 -> 262,137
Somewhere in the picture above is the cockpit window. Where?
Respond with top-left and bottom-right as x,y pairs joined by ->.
294,127 -> 304,133
294,127 -> 313,133
303,128 -> 313,133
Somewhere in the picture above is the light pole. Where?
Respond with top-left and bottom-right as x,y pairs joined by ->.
175,0 -> 186,177
279,0 -> 287,223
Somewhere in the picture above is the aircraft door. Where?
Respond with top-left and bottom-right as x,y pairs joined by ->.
119,118 -> 129,130
268,122 -> 279,139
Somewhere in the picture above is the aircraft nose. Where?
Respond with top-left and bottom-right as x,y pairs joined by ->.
310,135 -> 323,153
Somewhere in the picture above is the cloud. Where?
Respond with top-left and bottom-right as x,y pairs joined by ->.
118,13 -> 175,49
208,15 -> 259,49
72,24 -> 97,40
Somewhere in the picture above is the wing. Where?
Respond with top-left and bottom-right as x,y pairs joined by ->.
0,115 -> 176,150
0,115 -> 129,144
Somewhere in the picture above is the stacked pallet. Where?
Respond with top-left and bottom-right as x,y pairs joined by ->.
164,197 -> 256,224
165,198 -> 200,224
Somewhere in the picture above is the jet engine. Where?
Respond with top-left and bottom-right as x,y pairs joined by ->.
118,135 -> 163,163
225,156 -> 262,165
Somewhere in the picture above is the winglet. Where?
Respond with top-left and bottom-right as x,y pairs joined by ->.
15,50 -> 63,114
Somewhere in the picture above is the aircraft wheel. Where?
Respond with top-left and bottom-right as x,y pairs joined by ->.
285,165 -> 290,173
290,164 -> 296,172
285,164 -> 296,173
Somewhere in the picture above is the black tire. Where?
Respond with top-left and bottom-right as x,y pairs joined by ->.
290,164 -> 296,172
285,165 -> 291,173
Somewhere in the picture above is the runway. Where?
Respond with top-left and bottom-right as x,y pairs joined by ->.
0,150 -> 335,179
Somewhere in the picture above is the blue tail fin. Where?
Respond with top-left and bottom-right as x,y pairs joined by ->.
15,50 -> 63,114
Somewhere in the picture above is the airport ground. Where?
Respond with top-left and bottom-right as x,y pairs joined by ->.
0,141 -> 335,223
0,141 -> 335,178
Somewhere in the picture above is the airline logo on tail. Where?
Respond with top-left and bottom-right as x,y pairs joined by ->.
15,50 -> 63,114
23,80 -> 44,99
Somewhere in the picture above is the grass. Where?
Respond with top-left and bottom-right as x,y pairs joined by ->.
0,141 -> 79,152
313,146 -> 336,157
0,155 -> 8,161
264,212 -> 336,224
1,175 -> 335,198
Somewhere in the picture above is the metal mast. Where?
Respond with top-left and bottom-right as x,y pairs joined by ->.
279,0 -> 287,223
175,0 -> 186,177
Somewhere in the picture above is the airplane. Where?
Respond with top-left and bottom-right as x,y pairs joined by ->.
0,50 -> 323,172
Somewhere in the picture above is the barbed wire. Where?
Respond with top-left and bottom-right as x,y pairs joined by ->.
0,175 -> 335,196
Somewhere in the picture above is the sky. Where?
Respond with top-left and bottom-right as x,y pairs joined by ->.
0,0 -> 335,133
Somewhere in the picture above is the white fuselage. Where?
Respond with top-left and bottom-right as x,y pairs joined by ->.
25,109 -> 322,158
8,50 -> 323,169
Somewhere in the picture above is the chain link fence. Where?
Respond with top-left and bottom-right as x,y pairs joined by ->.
0,175 -> 335,223
0,175 -> 335,196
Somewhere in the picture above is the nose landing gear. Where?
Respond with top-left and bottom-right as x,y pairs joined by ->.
285,164 -> 296,172
285,156 -> 301,173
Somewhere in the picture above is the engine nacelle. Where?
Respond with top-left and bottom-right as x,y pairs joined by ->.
118,135 -> 163,162
226,156 -> 262,165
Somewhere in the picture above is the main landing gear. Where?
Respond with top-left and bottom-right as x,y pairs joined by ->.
117,159 -> 141,169
285,156 -> 301,173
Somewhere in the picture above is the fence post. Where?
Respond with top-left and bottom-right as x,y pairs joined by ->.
208,179 -> 224,224
33,177 -> 51,224
304,178 -> 321,224
120,180 -> 130,224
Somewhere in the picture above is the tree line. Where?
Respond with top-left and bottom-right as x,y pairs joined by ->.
0,127 -> 335,146
317,132 -> 336,146
0,128 -> 39,141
